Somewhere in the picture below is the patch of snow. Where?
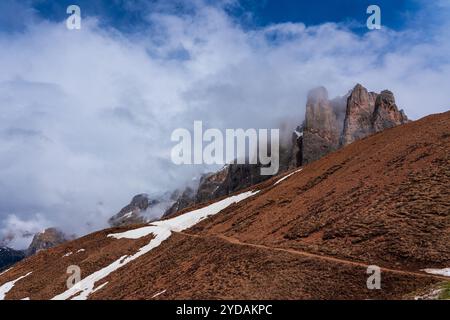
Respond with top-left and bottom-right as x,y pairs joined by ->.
21,297 -> 30,300
0,272 -> 32,300
152,289 -> 166,298
53,228 -> 171,300
294,130 -> 303,138
53,190 -> 258,300
110,190 -> 259,239
77,249 -> 85,253
218,164 -> 229,172
274,169 -> 302,185
414,288 -> 443,300
422,268 -> 450,277
121,211 -> 134,219
0,268 -> 12,277
91,282 -> 108,295
62,252 -> 73,258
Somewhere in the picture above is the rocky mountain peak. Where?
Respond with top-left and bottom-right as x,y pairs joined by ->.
129,194 -> 151,211
340,83 -> 378,146
108,192 -> 177,227
378,89 -> 396,104
163,162 -> 272,219
304,86 -> 335,132
306,86 -> 329,103
163,187 -> 196,218
302,87 -> 342,164
26,228 -> 69,256
113,84 -> 411,224
299,84 -> 410,164
108,194 -> 152,227
372,90 -> 409,132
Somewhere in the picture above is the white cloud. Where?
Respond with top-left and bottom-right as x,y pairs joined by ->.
0,3 -> 449,248
0,214 -> 50,249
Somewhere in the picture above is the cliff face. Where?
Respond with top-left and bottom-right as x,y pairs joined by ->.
108,194 -> 150,227
116,84 -> 410,221
372,90 -> 409,133
340,84 -> 378,146
302,87 -> 342,164
164,163 -> 270,218
301,84 -> 409,164
164,187 -> 196,217
341,85 -> 409,146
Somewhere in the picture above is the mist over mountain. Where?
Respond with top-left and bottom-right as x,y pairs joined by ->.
0,0 -> 450,249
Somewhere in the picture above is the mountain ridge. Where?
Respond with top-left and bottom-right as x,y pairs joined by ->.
1,110 -> 448,300
119,84 -> 411,225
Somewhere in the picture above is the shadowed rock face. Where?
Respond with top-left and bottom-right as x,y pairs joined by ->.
195,167 -> 230,203
164,187 -> 196,217
0,247 -> 25,271
165,152 -> 301,218
164,163 -> 271,218
108,194 -> 152,227
289,126 -> 304,167
26,228 -> 69,256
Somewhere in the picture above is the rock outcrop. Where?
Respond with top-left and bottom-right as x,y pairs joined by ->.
26,228 -> 69,256
109,192 -> 179,226
164,84 -> 409,217
341,85 -> 409,146
137,84 -> 410,220
340,84 -> 378,146
163,164 -> 265,218
195,167 -> 230,203
108,194 -> 152,227
164,187 -> 196,217
289,126 -> 304,167
163,162 -> 273,218
302,87 -> 342,164
1,228 -> 71,269
372,90 -> 409,133
300,84 -> 409,164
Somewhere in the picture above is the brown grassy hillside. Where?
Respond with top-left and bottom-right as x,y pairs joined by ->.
1,111 -> 449,300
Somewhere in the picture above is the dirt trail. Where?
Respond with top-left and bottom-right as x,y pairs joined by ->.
175,231 -> 450,282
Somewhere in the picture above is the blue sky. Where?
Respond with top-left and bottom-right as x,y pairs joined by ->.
1,0 -> 425,33
233,0 -> 419,30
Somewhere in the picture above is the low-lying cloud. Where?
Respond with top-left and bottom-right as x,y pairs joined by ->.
0,1 -> 449,248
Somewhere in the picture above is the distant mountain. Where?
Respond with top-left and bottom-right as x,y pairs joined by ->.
164,84 -> 410,218
26,228 -> 71,256
0,247 -> 25,272
298,83 -> 409,165
108,193 -> 178,227
1,110 -> 448,300
0,227 -> 71,272
108,194 -> 151,227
